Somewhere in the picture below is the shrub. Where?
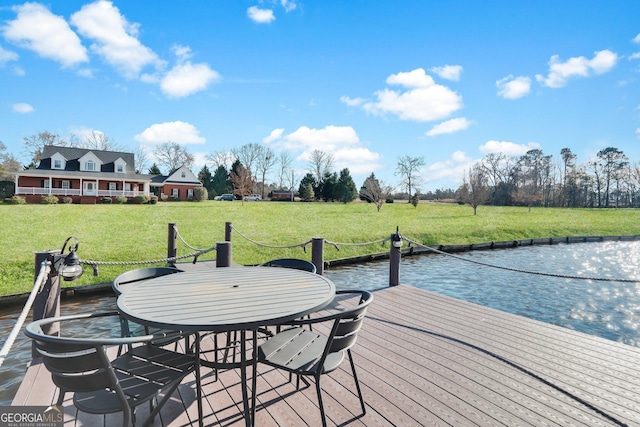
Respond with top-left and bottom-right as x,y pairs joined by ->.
101,197 -> 112,204
62,197 -> 73,204
6,195 -> 26,204
133,195 -> 150,204
193,187 -> 208,202
150,195 -> 158,204
41,195 -> 58,204
115,196 -> 128,204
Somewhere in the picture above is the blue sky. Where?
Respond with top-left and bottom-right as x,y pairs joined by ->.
1,0 -> 639,191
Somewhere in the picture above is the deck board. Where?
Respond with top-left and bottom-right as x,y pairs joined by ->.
12,284 -> 640,426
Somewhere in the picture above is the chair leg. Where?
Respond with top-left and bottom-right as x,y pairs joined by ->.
315,375 -> 328,427
347,349 -> 366,415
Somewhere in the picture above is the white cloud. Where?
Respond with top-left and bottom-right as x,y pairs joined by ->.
247,6 -> 275,24
134,121 -> 206,145
357,68 -> 462,122
70,0 -> 161,78
263,125 -> 383,177
340,96 -> 366,107
281,0 -> 297,13
262,128 -> 285,143
160,62 -> 220,98
636,128 -> 640,140
535,49 -> 618,88
424,151 -> 474,187
634,33 -> 640,44
479,140 -> 540,156
426,117 -> 472,136
430,65 -> 463,81
0,45 -> 19,64
3,3 -> 88,68
496,75 -> 531,99
12,102 -> 33,113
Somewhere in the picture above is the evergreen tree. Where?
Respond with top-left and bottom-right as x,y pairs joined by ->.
211,165 -> 230,196
321,171 -> 338,201
335,168 -> 358,203
148,163 -> 162,175
298,173 -> 317,198
197,165 -> 214,198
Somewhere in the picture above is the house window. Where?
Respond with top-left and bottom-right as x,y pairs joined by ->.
109,182 -> 117,191
171,188 -> 179,198
85,160 -> 96,171
53,159 -> 62,169
116,164 -> 124,173
61,181 -> 70,189
43,180 -> 50,188
181,171 -> 186,178
124,183 -> 132,191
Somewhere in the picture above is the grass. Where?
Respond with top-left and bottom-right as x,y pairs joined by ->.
2,200 -> 640,296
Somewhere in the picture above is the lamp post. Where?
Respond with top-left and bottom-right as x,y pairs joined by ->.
54,236 -> 83,281
389,227 -> 402,286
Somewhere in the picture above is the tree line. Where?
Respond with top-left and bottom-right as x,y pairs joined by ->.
458,147 -> 639,213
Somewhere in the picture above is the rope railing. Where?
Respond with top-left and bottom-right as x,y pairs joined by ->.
230,224 -> 391,252
79,247 -> 216,270
174,226 -> 216,253
402,235 -> 640,283
230,225 -> 313,250
0,259 -> 51,368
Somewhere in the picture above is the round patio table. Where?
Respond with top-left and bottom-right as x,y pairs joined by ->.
116,266 -> 336,427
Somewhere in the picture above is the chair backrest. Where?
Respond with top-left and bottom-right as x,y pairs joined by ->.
25,312 -> 144,394
325,290 -> 373,355
112,266 -> 183,295
261,258 -> 317,273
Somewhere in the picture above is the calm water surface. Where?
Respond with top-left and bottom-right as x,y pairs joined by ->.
2,240 -> 639,405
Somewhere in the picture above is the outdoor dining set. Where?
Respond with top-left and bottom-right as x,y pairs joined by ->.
24,258 -> 373,427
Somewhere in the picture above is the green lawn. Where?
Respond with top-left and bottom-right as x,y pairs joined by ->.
2,200 -> 640,295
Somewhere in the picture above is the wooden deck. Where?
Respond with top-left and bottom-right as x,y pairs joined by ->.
13,284 -> 640,426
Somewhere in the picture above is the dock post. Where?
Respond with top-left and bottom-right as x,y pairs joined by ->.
32,251 -> 61,356
225,222 -> 232,242
311,237 -> 324,275
389,227 -> 402,286
168,222 -> 177,266
216,242 -> 232,267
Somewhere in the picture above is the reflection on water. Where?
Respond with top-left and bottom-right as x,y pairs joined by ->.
2,240 -> 639,405
325,240 -> 640,347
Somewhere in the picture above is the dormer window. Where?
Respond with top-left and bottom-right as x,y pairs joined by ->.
117,164 -> 124,173
53,159 -> 62,169
86,160 -> 96,171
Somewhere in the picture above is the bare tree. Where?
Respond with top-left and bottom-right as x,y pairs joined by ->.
23,131 -> 70,163
134,144 -> 149,174
277,151 -> 293,189
232,143 -> 262,180
256,146 -> 276,198
308,149 -> 334,183
153,142 -> 194,174
206,150 -> 234,170
82,130 -> 122,151
229,164 -> 255,204
359,173 -> 392,212
457,164 -> 490,215
395,155 -> 425,201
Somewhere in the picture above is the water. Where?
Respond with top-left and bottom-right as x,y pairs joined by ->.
324,240 -> 640,347
2,240 -> 639,405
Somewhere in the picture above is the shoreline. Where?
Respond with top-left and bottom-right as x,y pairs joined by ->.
2,233 -> 638,310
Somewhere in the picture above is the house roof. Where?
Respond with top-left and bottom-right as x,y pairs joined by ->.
39,145 -> 136,173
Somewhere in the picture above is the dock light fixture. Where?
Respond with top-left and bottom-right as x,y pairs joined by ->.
392,226 -> 403,248
55,236 -> 83,281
